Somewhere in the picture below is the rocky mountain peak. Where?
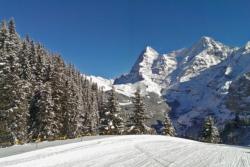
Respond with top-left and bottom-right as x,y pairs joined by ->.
133,46 -> 159,68
143,46 -> 159,56
244,41 -> 250,50
114,46 -> 160,84
189,36 -> 226,54
198,36 -> 215,45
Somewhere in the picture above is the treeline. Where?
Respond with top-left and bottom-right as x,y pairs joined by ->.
0,19 -> 102,146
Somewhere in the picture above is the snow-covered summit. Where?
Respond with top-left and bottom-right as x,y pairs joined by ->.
194,36 -> 224,49
114,46 -> 159,84
144,46 -> 159,55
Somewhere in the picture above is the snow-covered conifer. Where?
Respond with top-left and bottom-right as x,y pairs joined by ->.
162,112 -> 176,136
99,87 -> 124,135
200,116 -> 220,143
128,88 -> 150,134
18,41 -> 32,80
29,83 -> 56,141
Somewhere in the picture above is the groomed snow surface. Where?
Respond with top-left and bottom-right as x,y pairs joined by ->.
0,135 -> 250,167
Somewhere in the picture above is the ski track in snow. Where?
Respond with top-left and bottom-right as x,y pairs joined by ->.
0,135 -> 250,167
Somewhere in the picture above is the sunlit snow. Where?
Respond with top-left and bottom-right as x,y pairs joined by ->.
0,135 -> 249,167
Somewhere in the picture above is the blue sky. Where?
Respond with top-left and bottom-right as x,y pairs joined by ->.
0,0 -> 250,78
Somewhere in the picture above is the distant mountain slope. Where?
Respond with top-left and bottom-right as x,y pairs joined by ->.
87,36 -> 250,138
85,75 -> 168,127
0,135 -> 249,167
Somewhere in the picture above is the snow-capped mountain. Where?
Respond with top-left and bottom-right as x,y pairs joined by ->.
87,36 -> 250,137
115,36 -> 233,85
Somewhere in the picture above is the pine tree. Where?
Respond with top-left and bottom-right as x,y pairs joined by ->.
0,21 -> 9,77
162,112 -> 176,136
28,41 -> 38,83
128,88 -> 150,134
75,77 -> 87,136
62,78 -> 78,138
0,19 -> 29,145
44,63 -> 53,82
75,72 -> 84,137
99,87 -> 124,135
83,105 -> 92,135
90,92 -> 99,135
77,77 -> 91,136
8,18 -> 16,34
98,102 -> 108,135
7,18 -> 21,74
29,83 -> 56,141
50,55 -> 66,138
82,80 -> 100,135
18,40 -> 32,80
200,116 -> 220,143
35,44 -> 46,82
0,20 -> 13,145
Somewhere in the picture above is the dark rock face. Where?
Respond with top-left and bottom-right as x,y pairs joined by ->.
222,73 -> 250,145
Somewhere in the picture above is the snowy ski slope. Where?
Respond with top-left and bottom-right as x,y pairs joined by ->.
0,135 -> 249,167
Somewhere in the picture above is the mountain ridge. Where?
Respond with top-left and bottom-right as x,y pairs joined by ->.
88,36 -> 250,138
